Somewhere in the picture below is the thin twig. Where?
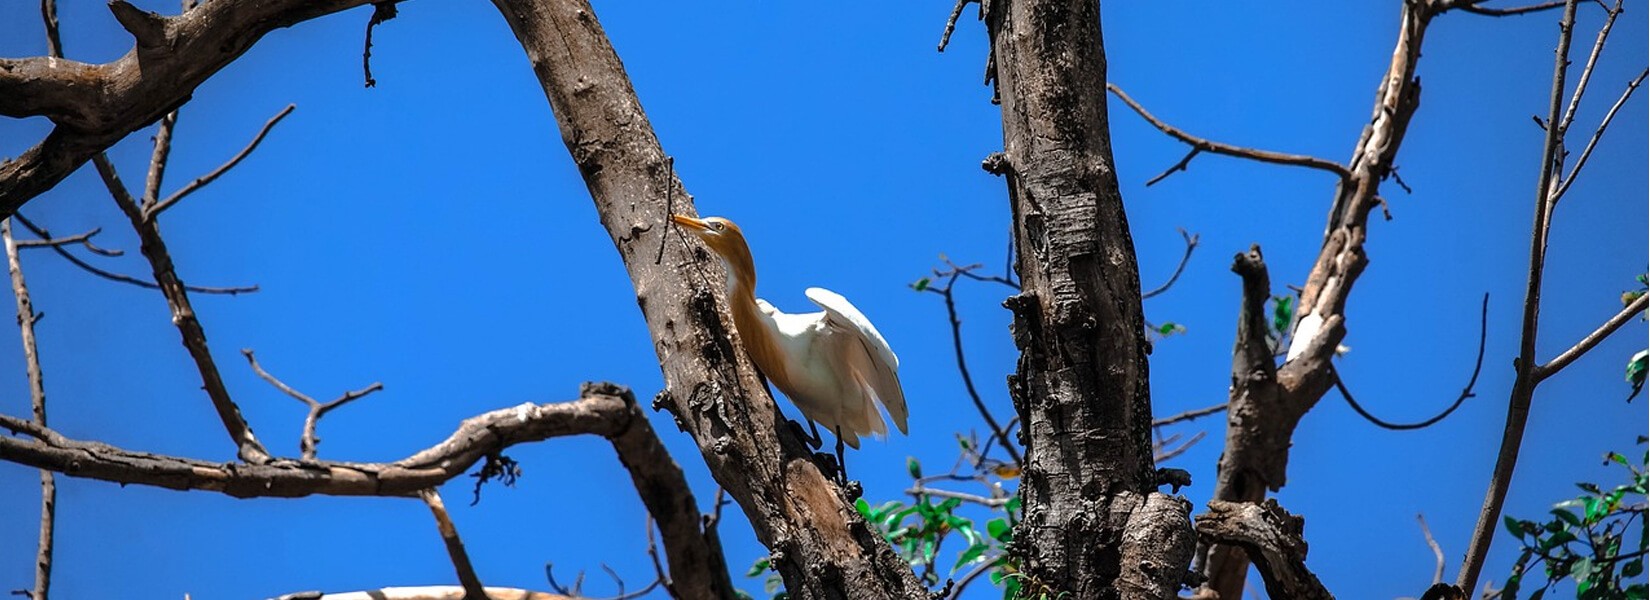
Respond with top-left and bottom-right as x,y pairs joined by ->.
1556,0 -> 1621,135
653,157 -> 675,266
1551,69 -> 1646,203
1141,228 -> 1199,299
906,486 -> 1007,508
947,555 -> 1001,600
1330,293 -> 1488,431
1457,0 -> 1568,15
242,348 -> 383,461
1535,293 -> 1647,382
1417,514 -> 1445,586
922,269 -> 1023,465
1153,430 -> 1207,462
418,489 -> 490,600
1152,402 -> 1228,428
148,104 -> 295,219
143,111 -> 177,206
15,227 -> 101,250
11,212 -> 255,295
1107,82 -> 1352,183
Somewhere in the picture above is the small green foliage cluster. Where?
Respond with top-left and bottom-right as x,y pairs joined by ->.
1500,441 -> 1648,600
1625,274 -> 1647,402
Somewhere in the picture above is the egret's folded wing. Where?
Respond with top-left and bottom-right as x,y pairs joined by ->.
806,287 -> 908,435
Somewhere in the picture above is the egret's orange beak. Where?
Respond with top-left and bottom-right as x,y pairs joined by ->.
670,214 -> 709,233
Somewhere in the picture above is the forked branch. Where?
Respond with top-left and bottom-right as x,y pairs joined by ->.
1106,83 -> 1352,184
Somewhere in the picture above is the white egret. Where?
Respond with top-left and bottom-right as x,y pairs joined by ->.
670,214 -> 908,476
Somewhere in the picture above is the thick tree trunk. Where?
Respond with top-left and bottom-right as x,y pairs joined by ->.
985,1 -> 1194,597
488,1 -> 929,598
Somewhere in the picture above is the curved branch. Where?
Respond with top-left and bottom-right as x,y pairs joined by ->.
0,0 -> 378,214
1195,499 -> 1334,600
1328,293 -> 1488,431
1106,83 -> 1352,183
0,389 -> 630,498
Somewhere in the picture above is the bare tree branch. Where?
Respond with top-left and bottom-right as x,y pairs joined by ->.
1535,292 -> 1647,382
1551,69 -> 1647,203
1141,228 -> 1199,299
242,349 -> 384,461
1418,513 -> 1445,586
0,388 -> 624,498
418,489 -> 489,600
1456,0 -> 1568,16
1328,293 -> 1488,431
1106,83 -> 1352,183
0,0 -> 380,214
148,104 -> 295,218
1152,402 -> 1228,428
272,586 -> 571,600
920,267 -> 1023,466
3,215 -> 53,600
1457,1 -> 1581,590
12,209 -> 256,295
91,151 -> 271,463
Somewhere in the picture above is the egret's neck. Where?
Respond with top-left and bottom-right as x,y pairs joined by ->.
716,242 -> 788,385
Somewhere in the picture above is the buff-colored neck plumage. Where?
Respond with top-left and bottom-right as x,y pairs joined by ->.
712,235 -> 793,391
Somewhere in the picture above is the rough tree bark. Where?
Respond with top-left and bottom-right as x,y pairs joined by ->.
984,0 -> 1195,598
488,1 -> 930,598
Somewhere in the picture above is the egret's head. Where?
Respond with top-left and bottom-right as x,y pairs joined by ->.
670,214 -> 749,260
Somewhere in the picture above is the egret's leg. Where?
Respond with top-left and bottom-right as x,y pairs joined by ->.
833,426 -> 849,486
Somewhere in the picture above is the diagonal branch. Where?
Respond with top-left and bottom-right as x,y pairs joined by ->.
1534,293 -> 1647,382
1455,0 -> 1568,16
92,151 -> 271,462
418,489 -> 489,600
1107,83 -> 1352,183
1141,228 -> 1199,299
1551,69 -> 1647,203
148,104 -> 295,218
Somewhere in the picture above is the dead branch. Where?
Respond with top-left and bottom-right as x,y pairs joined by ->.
1455,0 -> 1568,15
91,151 -> 271,463
1328,293 -> 1488,431
1418,513 -> 1445,586
3,216 -> 53,600
1141,228 -> 1199,299
1195,499 -> 1334,600
919,267 -> 1022,465
1552,69 -> 1646,203
242,348 -> 384,461
1152,402 -> 1228,428
10,212 -> 254,294
1106,83 -> 1352,184
0,0 -> 380,214
149,104 -> 295,218
1535,293 -> 1648,381
419,489 -> 489,600
0,387 -> 623,498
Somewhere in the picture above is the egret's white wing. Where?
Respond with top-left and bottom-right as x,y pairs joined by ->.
805,287 -> 909,435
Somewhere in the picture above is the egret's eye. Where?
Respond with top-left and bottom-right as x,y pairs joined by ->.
709,221 -> 725,232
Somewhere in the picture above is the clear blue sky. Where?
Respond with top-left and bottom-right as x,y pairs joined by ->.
0,1 -> 1644,599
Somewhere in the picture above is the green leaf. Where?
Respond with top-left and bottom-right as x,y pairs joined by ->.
1625,558 -> 1644,578
1505,515 -> 1526,539
958,436 -> 972,451
854,498 -> 872,520
1583,496 -> 1605,524
1003,577 -> 1022,600
988,518 -> 1012,542
735,590 -> 754,600
989,570 -> 1004,585
1551,507 -> 1583,528
1573,556 -> 1593,584
922,538 -> 937,563
1638,274 -> 1648,286
953,542 -> 989,572
1628,350 -> 1648,385
913,277 -> 930,292
746,557 -> 771,577
1005,496 -> 1023,516
937,497 -> 963,513
1530,588 -> 1547,600
907,456 -> 923,480
1272,296 -> 1295,334
764,572 -> 783,595
1157,322 -> 1187,336
1542,530 -> 1577,550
